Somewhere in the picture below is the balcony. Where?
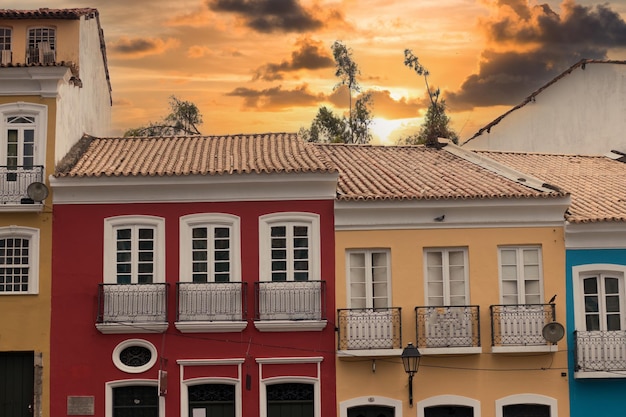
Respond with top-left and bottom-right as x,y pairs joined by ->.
415,305 -> 481,354
175,282 -> 248,333
575,330 -> 626,378
337,307 -> 402,357
1,165 -> 45,209
254,281 -> 327,332
26,43 -> 55,65
96,283 -> 169,334
490,303 -> 557,352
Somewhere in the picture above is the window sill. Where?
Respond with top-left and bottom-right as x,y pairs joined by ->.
96,322 -> 169,334
338,349 -> 403,358
491,345 -> 557,353
175,321 -> 247,333
419,346 -> 482,355
0,203 -> 44,213
254,320 -> 327,332
575,370 -> 626,379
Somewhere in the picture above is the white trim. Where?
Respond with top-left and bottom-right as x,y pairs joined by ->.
254,320 -> 327,332
180,377 -> 242,417
103,215 -> 165,284
417,395 -> 481,417
179,213 -> 241,282
0,66 -> 71,97
258,212 -> 321,282
175,320 -> 248,333
177,359 -> 245,366
50,172 -> 338,204
0,225 -> 40,294
96,322 -> 168,334
491,345 -> 557,353
495,393 -> 557,417
0,102 -> 47,169
423,247 -> 469,306
419,347 -> 482,355
334,198 -> 570,230
337,348 -> 403,358
111,339 -> 157,374
255,357 -> 323,365
340,396 -> 402,417
259,377 -> 320,417
346,249 -> 391,309
498,246 -> 543,305
566,222 -> 626,248
105,379 -> 165,417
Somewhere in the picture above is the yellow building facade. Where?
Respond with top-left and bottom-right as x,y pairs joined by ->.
315,143 -> 570,417
0,8 -> 111,417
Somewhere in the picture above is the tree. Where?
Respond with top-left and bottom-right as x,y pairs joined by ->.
124,96 -> 203,137
301,41 -> 372,144
400,49 -> 458,147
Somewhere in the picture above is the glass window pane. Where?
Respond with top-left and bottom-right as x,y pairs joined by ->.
583,277 -> 598,294
585,314 -> 600,331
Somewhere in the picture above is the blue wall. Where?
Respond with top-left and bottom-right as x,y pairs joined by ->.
566,249 -> 626,417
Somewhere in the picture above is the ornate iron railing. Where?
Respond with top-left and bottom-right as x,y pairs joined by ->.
490,303 -> 555,346
254,281 -> 326,321
0,165 -> 44,204
97,283 -> 169,323
575,330 -> 626,372
176,281 -> 247,321
337,307 -> 402,350
415,305 -> 480,348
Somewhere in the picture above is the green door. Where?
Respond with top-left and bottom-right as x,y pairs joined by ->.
348,405 -> 395,417
0,351 -> 34,417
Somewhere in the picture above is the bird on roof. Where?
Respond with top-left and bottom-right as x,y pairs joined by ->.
548,294 -> 557,304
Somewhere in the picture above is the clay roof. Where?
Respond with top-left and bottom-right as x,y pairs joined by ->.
0,8 -> 98,19
463,59 -> 626,144
314,143 -> 565,201
478,151 -> 626,223
55,133 -> 336,178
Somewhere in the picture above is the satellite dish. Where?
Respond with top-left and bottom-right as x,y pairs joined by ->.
27,182 -> 49,202
542,321 -> 565,343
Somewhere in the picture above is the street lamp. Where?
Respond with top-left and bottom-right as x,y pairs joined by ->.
401,342 -> 421,407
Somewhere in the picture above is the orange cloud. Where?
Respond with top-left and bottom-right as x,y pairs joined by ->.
110,36 -> 181,59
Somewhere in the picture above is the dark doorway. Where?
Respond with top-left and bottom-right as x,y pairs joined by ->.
503,403 -> 550,417
425,405 -> 474,417
189,384 -> 235,417
348,404 -> 395,417
0,351 -> 34,417
112,385 -> 159,417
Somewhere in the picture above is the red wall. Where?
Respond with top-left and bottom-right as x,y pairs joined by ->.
50,200 -> 336,416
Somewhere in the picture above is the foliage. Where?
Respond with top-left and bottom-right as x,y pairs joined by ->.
124,96 -> 203,137
400,49 -> 457,147
301,41 -> 372,144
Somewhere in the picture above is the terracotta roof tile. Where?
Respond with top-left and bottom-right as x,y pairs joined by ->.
55,133 -> 336,178
314,144 -> 564,201
478,151 -> 626,223
0,8 -> 98,19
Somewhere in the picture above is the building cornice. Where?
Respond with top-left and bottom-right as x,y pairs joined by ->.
566,221 -> 626,249
0,66 -> 72,97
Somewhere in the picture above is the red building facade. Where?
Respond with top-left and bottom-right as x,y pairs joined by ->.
50,134 -> 337,417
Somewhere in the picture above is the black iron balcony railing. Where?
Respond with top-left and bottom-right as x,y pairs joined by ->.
254,280 -> 326,321
490,303 -> 555,346
26,45 -> 55,64
176,281 -> 247,322
575,330 -> 626,372
337,307 -> 402,351
1,165 -> 44,204
415,305 -> 480,349
97,283 -> 169,323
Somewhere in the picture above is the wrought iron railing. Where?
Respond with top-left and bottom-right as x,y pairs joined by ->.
575,330 -> 626,372
176,281 -> 247,322
26,46 -> 55,64
490,303 -> 555,346
337,307 -> 402,350
254,280 -> 326,321
97,283 -> 169,323
1,165 -> 44,204
415,305 -> 480,348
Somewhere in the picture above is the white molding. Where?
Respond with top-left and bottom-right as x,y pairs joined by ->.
96,322 -> 169,334
0,203 -> 45,213
574,370 -> 626,379
175,321 -> 248,333
334,198 -> 570,230
0,226 -> 40,294
49,172 -> 338,204
0,66 -> 72,97
346,249 -> 391,308
491,345 -> 557,353
105,379 -> 165,417
103,215 -> 165,284
337,349 -> 403,358
177,358 -> 245,366
179,213 -> 241,283
254,320 -> 327,332
566,222 -> 626,248
572,264 -> 626,330
417,395 -> 481,417
340,396 -> 402,417
495,393 -> 557,417
419,347 -> 482,355
255,357 -> 324,365
259,376 -> 321,417
180,377 -> 242,417
0,102 -> 48,169
111,339 -> 158,374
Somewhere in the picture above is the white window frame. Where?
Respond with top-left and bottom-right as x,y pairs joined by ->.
346,249 -> 391,309
260,377 -> 320,417
103,216 -> 165,284
498,245 -> 543,305
0,27 -> 11,51
112,339 -> 158,374
259,212 -> 320,282
573,265 -> 626,332
181,378 -> 241,417
0,226 -> 39,295
0,103 -> 47,168
495,394 -> 557,417
179,213 -> 241,283
417,395 -> 481,417
424,247 -> 469,306
27,26 -> 56,50
105,379 -> 164,417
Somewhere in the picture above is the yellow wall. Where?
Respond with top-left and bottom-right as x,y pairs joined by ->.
0,95 -> 56,417
335,226 -> 569,417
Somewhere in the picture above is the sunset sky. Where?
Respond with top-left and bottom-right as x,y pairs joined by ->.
6,0 -> 626,143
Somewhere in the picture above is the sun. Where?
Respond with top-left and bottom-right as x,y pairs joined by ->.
369,117 -> 407,145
